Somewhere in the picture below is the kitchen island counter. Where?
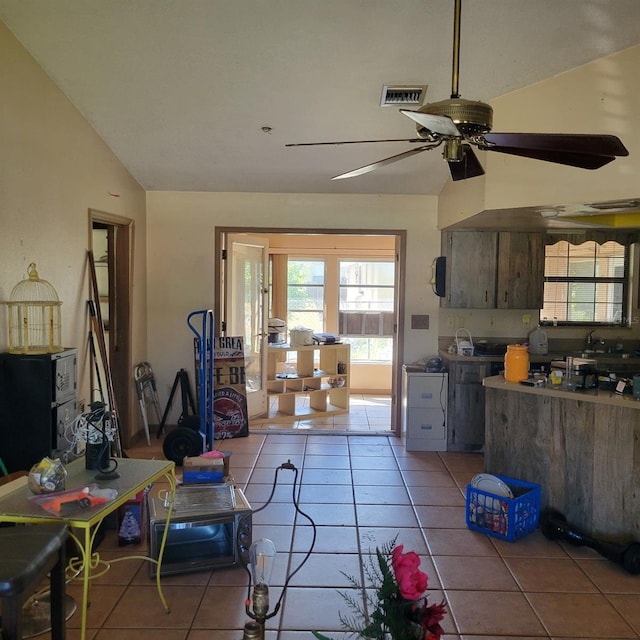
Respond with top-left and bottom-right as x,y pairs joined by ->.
483,374 -> 640,408
483,375 -> 640,539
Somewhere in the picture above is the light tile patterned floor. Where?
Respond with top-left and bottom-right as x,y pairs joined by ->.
31,405 -> 640,640
252,394 -> 393,433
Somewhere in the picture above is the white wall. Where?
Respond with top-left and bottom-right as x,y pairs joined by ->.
145,192 -> 441,406
486,44 -> 639,211
0,23 -> 147,413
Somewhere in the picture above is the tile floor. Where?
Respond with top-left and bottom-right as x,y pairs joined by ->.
251,394 -> 395,433
28,397 -> 640,640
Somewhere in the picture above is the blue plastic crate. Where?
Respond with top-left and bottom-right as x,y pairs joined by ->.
466,475 -> 541,542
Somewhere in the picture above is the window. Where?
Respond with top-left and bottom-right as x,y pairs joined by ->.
541,240 -> 627,325
285,257 -> 395,362
287,259 -> 324,333
339,259 -> 395,361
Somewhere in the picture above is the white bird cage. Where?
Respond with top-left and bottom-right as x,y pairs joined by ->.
7,262 -> 63,354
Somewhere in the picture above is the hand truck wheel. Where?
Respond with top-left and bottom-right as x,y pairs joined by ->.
162,427 -> 203,466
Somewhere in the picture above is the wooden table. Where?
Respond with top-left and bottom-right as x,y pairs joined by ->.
0,457 -> 176,640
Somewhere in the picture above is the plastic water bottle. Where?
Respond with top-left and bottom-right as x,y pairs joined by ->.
528,325 -> 548,355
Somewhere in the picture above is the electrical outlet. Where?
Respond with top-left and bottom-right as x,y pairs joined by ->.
489,316 -> 495,327
447,316 -> 454,328
521,313 -> 531,326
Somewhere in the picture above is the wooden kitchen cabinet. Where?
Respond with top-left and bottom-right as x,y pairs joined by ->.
446,359 -> 500,451
443,231 -> 498,308
496,232 -> 544,309
442,231 -> 544,309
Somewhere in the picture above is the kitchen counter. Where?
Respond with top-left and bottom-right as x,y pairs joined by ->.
483,374 -> 640,408
483,374 -> 640,539
440,350 -> 504,363
441,349 -> 640,368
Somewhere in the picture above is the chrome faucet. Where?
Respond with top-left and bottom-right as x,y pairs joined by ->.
585,330 -> 596,349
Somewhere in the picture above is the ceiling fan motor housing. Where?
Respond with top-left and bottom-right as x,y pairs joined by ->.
418,97 -> 493,136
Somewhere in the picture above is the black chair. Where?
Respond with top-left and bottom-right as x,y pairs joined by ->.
0,523 -> 69,640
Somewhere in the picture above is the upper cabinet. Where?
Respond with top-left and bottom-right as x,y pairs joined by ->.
495,232 -> 544,309
443,231 -> 498,308
442,231 -> 544,309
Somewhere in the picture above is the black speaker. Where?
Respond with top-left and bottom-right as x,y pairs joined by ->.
85,441 -> 110,471
431,256 -> 446,297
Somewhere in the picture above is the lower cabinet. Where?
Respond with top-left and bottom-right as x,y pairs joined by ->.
402,368 -> 447,451
446,359 -> 502,451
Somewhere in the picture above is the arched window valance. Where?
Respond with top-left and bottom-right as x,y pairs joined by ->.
544,229 -> 640,246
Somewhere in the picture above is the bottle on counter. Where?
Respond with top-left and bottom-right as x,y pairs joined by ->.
504,344 -> 530,383
528,324 -> 548,355
563,356 -> 577,390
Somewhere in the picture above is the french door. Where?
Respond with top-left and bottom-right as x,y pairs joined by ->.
223,234 -> 269,418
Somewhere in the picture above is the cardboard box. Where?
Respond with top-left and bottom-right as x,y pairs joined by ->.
182,452 -> 230,484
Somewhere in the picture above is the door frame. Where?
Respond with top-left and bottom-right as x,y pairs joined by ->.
89,210 -> 134,448
214,226 -> 406,436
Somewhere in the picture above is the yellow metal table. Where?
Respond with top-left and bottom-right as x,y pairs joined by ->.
0,457 -> 176,640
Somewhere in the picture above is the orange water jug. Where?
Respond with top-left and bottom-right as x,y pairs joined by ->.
504,344 -> 530,382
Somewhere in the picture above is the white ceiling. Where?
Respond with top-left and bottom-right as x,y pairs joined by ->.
2,0 -> 640,196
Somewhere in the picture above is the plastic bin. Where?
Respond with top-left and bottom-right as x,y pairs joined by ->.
466,475 -> 541,542
290,328 -> 313,346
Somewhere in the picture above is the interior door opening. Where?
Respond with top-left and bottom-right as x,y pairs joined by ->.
215,227 -> 405,436
90,212 -> 134,448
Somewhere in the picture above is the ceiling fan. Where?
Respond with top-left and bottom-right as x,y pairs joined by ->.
286,0 -> 629,182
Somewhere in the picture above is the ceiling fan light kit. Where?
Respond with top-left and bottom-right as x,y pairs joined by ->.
287,0 -> 628,183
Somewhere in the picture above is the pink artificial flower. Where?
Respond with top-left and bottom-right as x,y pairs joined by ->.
391,545 -> 428,600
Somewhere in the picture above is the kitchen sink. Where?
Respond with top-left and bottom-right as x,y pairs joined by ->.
553,351 -> 635,359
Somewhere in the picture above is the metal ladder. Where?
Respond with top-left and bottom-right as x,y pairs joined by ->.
133,362 -> 163,446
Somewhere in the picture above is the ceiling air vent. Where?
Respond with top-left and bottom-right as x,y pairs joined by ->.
380,84 -> 428,107
586,198 -> 640,211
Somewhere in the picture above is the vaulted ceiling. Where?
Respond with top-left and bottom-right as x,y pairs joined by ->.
2,0 -> 640,196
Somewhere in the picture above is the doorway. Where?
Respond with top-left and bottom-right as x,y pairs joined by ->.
215,227 -> 405,436
89,211 -> 134,448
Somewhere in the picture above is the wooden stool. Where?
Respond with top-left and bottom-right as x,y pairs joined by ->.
0,523 -> 68,640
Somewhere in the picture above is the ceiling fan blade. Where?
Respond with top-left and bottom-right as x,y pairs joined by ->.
481,145 -> 617,170
286,138 -> 426,147
448,144 -> 485,181
483,132 -> 628,157
400,110 -> 461,137
331,145 -> 436,180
